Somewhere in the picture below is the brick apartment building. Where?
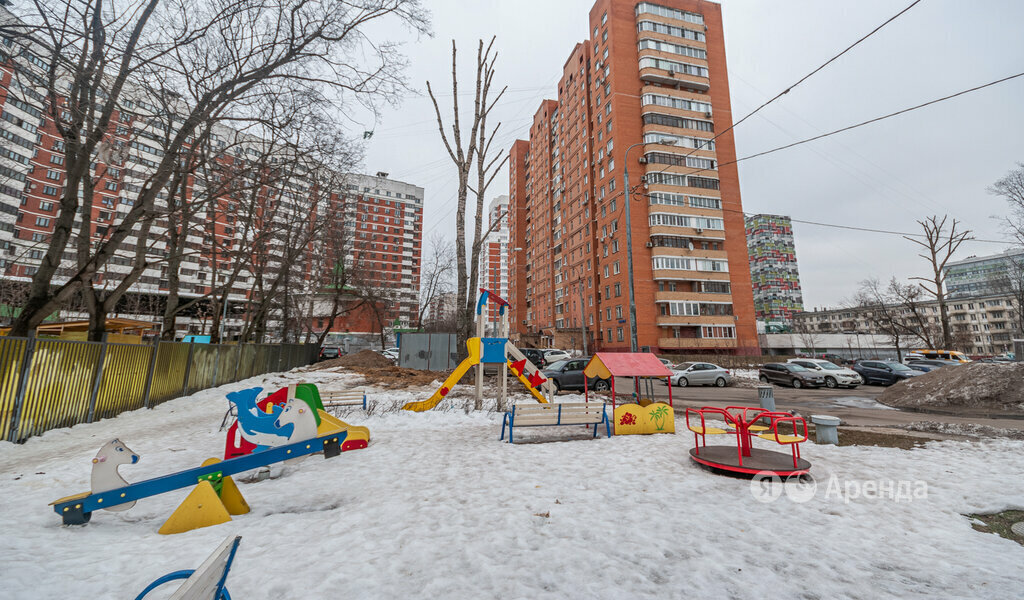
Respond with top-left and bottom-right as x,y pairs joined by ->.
0,10 -> 422,340
509,0 -> 758,354
745,214 -> 804,328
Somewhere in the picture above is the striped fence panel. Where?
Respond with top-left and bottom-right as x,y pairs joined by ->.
15,339 -> 102,440
0,337 -> 28,442
94,343 -> 153,421
148,341 -> 192,406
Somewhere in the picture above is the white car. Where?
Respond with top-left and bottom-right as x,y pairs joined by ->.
671,362 -> 731,387
543,349 -> 571,363
787,358 -> 861,389
380,348 -> 398,361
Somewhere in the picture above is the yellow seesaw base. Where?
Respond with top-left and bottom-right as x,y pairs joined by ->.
159,480 -> 232,535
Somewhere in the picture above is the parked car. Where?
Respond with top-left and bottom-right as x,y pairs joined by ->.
819,353 -> 849,366
542,358 -> 610,392
852,360 -> 922,385
758,363 -> 826,389
319,346 -> 341,360
521,348 -> 548,369
905,349 -> 971,363
787,358 -> 862,389
543,349 -> 572,363
671,362 -> 731,387
907,359 -> 958,371
379,348 -> 398,361
658,358 -> 674,368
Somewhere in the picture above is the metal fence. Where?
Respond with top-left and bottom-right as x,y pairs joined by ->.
397,333 -> 458,371
0,335 -> 318,443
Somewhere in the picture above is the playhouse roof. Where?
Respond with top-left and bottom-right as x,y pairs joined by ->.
583,352 -> 672,379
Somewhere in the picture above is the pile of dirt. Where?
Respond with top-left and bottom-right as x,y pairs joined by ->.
349,366 -> 450,389
311,349 -> 393,370
877,362 -> 1024,415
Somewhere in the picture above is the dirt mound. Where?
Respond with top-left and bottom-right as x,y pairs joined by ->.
312,349 -> 392,370
350,366 -> 450,389
878,362 -> 1024,415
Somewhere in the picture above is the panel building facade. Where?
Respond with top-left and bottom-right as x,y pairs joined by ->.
508,0 -> 758,354
745,214 -> 803,329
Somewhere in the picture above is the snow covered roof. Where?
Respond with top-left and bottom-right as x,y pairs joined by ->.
584,352 -> 672,379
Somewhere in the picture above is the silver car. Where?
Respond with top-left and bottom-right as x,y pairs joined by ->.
671,362 -> 732,387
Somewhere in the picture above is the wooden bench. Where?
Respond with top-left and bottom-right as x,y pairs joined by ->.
501,402 -> 610,443
319,389 -> 367,411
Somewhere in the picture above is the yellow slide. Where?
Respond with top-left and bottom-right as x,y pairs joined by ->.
401,339 -> 481,412
508,360 -> 549,404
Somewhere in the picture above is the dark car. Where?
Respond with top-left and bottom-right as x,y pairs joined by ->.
758,363 -> 825,389
542,358 -> 610,393
852,360 -> 921,385
521,348 -> 547,369
319,346 -> 341,360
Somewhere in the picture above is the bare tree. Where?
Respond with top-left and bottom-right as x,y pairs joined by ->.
416,232 -> 456,329
791,320 -> 824,357
427,37 -> 506,351
903,216 -> 973,349
989,161 -> 1024,245
3,0 -> 427,339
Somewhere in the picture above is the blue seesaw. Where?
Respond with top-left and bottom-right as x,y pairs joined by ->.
50,396 -> 365,534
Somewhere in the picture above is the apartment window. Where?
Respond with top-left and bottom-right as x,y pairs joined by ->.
43,186 -> 59,196
639,57 -> 708,78
637,20 -> 706,42
617,327 -> 624,342
39,201 -> 53,211
689,196 -> 722,209
46,170 -> 62,181
701,325 -> 736,339
642,113 -> 714,132
601,11 -> 607,25
35,216 -> 50,226
638,38 -> 707,60
652,256 -> 692,270
613,261 -> 620,274
635,2 -> 704,25
614,284 -> 621,297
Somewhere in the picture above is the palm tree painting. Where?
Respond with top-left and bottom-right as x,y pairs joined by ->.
649,405 -> 670,431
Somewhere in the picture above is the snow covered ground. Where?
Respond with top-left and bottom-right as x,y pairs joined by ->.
2,368 -> 1023,599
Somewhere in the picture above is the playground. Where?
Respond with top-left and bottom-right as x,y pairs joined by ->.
1,366 -> 1023,598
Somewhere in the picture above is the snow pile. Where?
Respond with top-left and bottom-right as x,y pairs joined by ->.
1,370 -> 1024,598
730,368 -> 761,388
878,362 -> 1024,415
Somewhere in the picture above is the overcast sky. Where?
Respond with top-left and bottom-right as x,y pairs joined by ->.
357,0 -> 1024,309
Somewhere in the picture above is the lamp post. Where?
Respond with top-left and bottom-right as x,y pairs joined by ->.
622,138 -> 675,353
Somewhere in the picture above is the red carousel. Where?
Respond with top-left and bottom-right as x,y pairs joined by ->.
685,406 -> 810,477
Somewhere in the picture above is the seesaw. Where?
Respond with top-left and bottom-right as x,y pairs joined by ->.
51,389 -> 370,534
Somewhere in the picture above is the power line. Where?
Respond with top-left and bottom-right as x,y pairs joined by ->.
727,0 -> 922,136
733,71 -> 1024,164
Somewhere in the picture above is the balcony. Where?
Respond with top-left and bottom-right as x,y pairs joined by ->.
658,337 -> 737,350
639,67 -> 709,91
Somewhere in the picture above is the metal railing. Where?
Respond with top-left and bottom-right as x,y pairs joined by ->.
0,335 -> 318,443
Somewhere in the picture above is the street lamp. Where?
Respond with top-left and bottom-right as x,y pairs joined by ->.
622,137 -> 675,353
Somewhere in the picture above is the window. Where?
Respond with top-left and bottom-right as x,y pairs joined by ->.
642,113 -> 713,132
46,170 -> 62,181
614,283 -> 621,297
639,57 -> 708,78
617,327 -> 624,342
643,131 -> 715,150
652,256 -> 692,270
689,196 -> 722,209
701,325 -> 735,339
39,201 -> 53,211
649,213 -> 724,229
35,216 -> 50,226
637,38 -> 707,60
645,152 -> 716,170
635,2 -> 704,25
637,20 -> 706,42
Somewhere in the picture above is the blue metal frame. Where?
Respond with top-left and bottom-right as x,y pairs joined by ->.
500,404 -> 611,443
53,430 -> 349,523
134,570 -> 232,600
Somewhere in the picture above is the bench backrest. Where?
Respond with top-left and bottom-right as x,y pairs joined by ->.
320,390 -> 365,400
168,535 -> 240,600
512,402 -> 606,426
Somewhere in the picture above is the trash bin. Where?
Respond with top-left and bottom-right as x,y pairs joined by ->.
757,385 -> 775,412
810,414 -> 841,445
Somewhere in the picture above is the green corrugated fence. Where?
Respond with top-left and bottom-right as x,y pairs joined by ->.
0,336 -> 318,443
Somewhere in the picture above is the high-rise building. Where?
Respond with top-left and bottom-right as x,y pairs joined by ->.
944,248 -> 1024,298
477,195 -> 510,328
745,214 -> 803,328
508,0 -> 758,354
